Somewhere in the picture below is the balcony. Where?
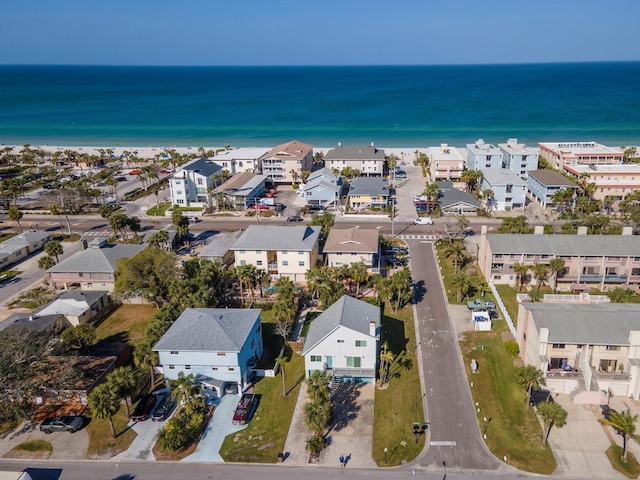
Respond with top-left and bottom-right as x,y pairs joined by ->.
579,274 -> 628,283
267,262 -> 278,273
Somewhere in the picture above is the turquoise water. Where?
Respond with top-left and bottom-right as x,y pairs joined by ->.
0,63 -> 639,147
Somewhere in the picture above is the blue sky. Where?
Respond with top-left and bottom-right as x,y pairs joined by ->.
1,0 -> 639,65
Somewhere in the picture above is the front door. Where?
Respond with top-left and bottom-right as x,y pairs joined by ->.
325,355 -> 333,369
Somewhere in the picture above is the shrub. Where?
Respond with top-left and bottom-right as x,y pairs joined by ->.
505,340 -> 520,357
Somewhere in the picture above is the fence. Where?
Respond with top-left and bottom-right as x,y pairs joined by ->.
488,279 -> 516,337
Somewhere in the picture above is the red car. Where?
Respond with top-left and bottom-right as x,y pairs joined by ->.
129,169 -> 141,175
159,168 -> 172,174
251,204 -> 269,210
130,394 -> 157,422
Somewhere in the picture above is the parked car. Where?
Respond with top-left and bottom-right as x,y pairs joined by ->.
385,246 -> 408,255
151,393 -> 174,421
387,257 -> 407,267
159,168 -> 172,174
273,203 -> 285,212
188,216 -> 201,223
414,217 -> 434,225
286,215 -> 303,222
395,170 -> 407,178
415,205 -> 429,212
232,393 -> 257,425
466,299 -> 496,311
116,176 -> 127,182
251,204 -> 269,210
265,190 -> 276,198
129,169 -> 141,175
40,415 -> 83,434
130,394 -> 157,422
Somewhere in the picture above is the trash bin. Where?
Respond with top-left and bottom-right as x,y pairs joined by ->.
277,453 -> 284,463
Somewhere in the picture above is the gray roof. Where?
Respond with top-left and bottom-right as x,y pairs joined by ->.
486,233 -> 640,256
181,158 -> 223,177
436,181 -> 480,209
231,225 -> 321,252
200,231 -> 243,259
154,308 -> 261,352
0,231 -> 52,259
323,227 -> 379,254
325,145 -> 385,161
528,170 -> 578,187
303,295 -> 380,354
524,302 -> 640,345
47,244 -> 146,274
349,177 -> 389,197
0,313 -> 67,333
37,291 -> 107,317
307,168 -> 338,182
480,168 -> 527,186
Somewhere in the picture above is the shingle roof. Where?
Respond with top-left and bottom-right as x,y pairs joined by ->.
303,296 -> 380,354
200,231 -> 243,258
307,168 -> 338,182
349,177 -> 389,197
324,145 -> 385,160
480,168 -> 527,186
528,170 -> 578,187
47,244 -> 146,273
0,231 -> 51,259
436,181 -> 480,209
485,234 -> 640,256
37,291 -> 107,317
323,228 -> 379,254
525,302 -> 640,345
261,140 -> 313,160
154,308 -> 261,352
181,158 -> 223,177
231,225 -> 321,251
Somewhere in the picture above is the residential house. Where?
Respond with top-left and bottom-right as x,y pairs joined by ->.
527,169 -> 579,208
154,308 -> 264,395
477,230 -> 640,292
199,231 -> 243,266
323,227 -> 379,270
436,181 -> 480,216
141,226 -> 179,251
538,141 -> 623,170
562,163 -> 640,201
515,300 -> 640,399
36,290 -> 112,327
466,139 -> 504,170
47,238 -> 146,291
0,231 -> 52,269
348,177 -> 390,211
169,157 -> 223,207
260,140 -> 314,184
210,147 -> 268,174
302,168 -> 342,208
0,312 -> 67,334
428,144 -> 465,181
231,225 -> 321,283
211,172 -> 269,210
324,143 -> 386,177
499,138 -> 539,178
480,168 -> 527,211
303,295 -> 380,382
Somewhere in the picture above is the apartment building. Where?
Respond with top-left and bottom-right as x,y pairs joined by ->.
169,158 -> 223,207
538,141 -> 623,169
428,144 -> 465,182
499,138 -> 539,178
563,163 -> 640,201
260,140 -> 314,184
480,168 -> 527,210
324,143 -> 386,177
210,147 -> 268,174
478,230 -> 640,292
527,170 -> 579,208
466,139 -> 503,170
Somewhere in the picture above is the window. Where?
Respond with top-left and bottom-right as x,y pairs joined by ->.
170,351 -> 179,355
606,346 -> 621,351
355,340 -> 367,347
298,261 -> 305,267
281,250 -> 288,254
217,352 -> 226,356
212,367 -> 218,371
185,365 -> 191,370
632,268 -> 640,276
176,199 -> 184,204
79,273 -> 84,277
282,260 -> 289,266
552,344 -> 566,349
256,250 -> 262,254
256,260 -> 263,266
240,260 -> 246,266
525,254 -> 534,259
494,254 -> 503,259
607,257 -> 621,261
346,356 -> 361,368
228,367 -> 235,371
197,178 -> 203,185
337,339 -> 345,343
310,355 -> 322,362
169,365 -> 175,369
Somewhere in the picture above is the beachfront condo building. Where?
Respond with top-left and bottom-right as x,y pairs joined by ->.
499,138 -> 539,178
479,168 -> 527,211
210,147 -> 268,174
466,139 -> 504,170
538,142 -> 623,169
324,143 -> 386,177
169,158 -> 223,208
477,229 -> 640,293
428,144 -> 465,182
527,170 -> 579,208
260,140 -> 314,184
562,163 -> 640,201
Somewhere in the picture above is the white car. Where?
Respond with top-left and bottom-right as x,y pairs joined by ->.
414,217 -> 434,225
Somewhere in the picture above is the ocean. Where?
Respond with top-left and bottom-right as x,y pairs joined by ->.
0,63 -> 639,147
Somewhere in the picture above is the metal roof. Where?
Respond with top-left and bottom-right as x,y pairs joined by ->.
180,158 -> 223,177
485,234 -> 640,256
154,308 -> 261,352
231,225 -> 321,251
480,168 -> 527,186
200,231 -> 243,258
302,295 -> 380,354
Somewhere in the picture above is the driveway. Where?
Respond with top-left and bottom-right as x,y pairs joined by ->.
112,418 -> 165,462
282,382 -> 376,468
0,421 -> 88,461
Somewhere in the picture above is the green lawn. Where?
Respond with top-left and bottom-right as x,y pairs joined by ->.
459,325 -> 556,474
86,404 -> 137,459
494,284 -> 520,324
606,444 -> 640,479
146,203 -> 171,216
219,353 -> 305,463
372,307 -> 425,466
94,304 -> 157,346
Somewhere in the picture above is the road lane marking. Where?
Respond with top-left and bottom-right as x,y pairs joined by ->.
430,441 -> 456,446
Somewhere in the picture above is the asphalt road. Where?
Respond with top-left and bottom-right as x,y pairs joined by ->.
408,239 -> 500,471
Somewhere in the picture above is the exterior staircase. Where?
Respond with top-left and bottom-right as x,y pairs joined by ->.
330,376 -> 343,398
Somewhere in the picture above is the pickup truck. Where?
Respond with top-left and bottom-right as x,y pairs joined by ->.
466,299 -> 496,311
39,415 -> 83,434
232,393 -> 256,425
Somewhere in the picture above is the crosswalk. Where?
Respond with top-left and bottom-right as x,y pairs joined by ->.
82,230 -> 111,237
396,234 -> 438,241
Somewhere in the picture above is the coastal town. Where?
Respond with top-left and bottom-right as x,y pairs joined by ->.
1,138 -> 640,479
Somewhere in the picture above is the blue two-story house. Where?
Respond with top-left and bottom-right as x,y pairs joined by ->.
154,308 -> 264,396
480,168 -> 527,211
302,168 -> 342,208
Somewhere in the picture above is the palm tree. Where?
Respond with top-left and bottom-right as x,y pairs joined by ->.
44,240 -> 63,263
306,371 -> 330,403
350,262 -> 369,298
482,188 -> 495,213
148,230 -> 170,249
133,339 -> 159,387
169,372 -> 198,406
289,169 -> 299,184
528,287 -> 543,302
304,399 -> 332,435
104,176 -> 118,201
548,258 -> 566,293
537,401 -> 567,447
531,263 -> 549,289
451,272 -> 471,302
88,383 -> 120,438
445,242 -> 465,273
512,262 -> 530,292
38,255 -> 56,271
50,202 -> 72,235
422,183 -> 441,213
600,409 -> 639,461
108,366 -> 137,417
516,365 -> 545,407
379,342 -> 395,385
8,206 -> 23,232
461,170 -> 483,194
